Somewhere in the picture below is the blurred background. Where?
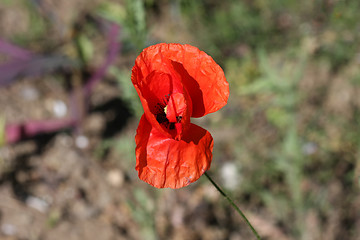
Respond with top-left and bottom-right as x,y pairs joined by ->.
0,0 -> 359,239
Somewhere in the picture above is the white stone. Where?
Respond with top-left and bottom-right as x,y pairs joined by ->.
53,100 -> 67,118
75,135 -> 89,149
220,162 -> 240,190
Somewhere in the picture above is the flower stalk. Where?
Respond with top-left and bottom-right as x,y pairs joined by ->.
204,172 -> 261,240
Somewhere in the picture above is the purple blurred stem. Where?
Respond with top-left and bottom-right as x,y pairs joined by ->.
83,23 -> 121,97
0,38 -> 33,60
5,118 -> 77,144
71,23 -> 121,131
3,22 -> 121,144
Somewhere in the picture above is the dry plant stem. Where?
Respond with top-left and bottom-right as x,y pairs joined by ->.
204,172 -> 261,240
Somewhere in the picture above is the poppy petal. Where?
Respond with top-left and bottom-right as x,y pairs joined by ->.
132,71 -> 173,138
135,114 -> 213,189
132,43 -> 229,118
132,69 -> 192,139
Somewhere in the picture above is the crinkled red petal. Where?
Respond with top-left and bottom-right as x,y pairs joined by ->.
132,69 -> 192,139
135,114 -> 213,189
131,43 -> 229,118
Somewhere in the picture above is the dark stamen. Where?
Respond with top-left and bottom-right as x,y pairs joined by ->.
154,94 -> 182,130
169,122 -> 175,130
156,113 -> 168,124
176,116 -> 182,123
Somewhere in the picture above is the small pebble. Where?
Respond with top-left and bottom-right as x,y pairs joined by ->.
53,100 -> 67,118
1,223 -> 17,236
21,87 -> 39,101
106,169 -> 124,187
220,162 -> 240,190
75,135 -> 89,149
25,196 -> 49,213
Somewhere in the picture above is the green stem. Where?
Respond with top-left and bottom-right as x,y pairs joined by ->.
204,172 -> 261,240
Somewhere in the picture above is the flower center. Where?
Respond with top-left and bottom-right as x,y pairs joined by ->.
155,93 -> 186,138
165,92 -> 186,123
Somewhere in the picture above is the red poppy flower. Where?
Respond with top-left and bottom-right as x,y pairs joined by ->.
131,43 -> 229,188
